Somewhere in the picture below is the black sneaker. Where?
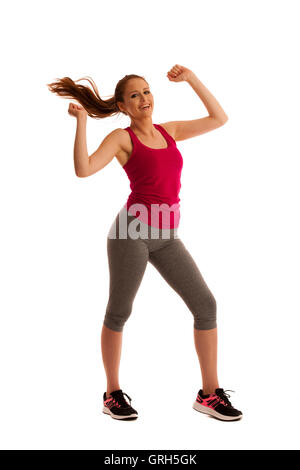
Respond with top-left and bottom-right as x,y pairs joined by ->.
103,389 -> 138,420
193,388 -> 243,421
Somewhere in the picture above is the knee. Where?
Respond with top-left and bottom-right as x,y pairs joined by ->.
193,292 -> 217,330
103,301 -> 133,332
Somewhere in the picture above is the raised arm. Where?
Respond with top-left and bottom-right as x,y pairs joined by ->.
70,104 -> 121,177
186,72 -> 228,123
73,113 -> 89,177
161,65 -> 229,142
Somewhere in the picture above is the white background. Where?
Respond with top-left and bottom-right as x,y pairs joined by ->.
1,0 -> 299,450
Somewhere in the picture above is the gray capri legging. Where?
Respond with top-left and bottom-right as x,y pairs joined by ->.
103,206 -> 217,332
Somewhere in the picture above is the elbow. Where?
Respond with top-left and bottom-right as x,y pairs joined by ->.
218,115 -> 229,125
209,115 -> 228,126
75,164 -> 90,178
75,155 -> 90,178
211,114 -> 228,125
75,170 -> 89,178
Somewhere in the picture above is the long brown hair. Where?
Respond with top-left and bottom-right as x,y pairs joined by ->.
47,74 -> 147,119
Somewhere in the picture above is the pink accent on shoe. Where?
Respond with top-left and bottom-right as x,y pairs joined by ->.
104,397 -> 121,409
196,393 -> 227,409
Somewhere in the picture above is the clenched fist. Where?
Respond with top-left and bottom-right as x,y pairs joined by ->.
68,103 -> 88,119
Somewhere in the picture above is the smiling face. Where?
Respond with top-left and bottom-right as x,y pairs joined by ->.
117,78 -> 154,118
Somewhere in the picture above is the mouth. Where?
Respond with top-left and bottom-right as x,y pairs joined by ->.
140,105 -> 151,110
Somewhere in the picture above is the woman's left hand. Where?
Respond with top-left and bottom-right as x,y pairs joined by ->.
166,64 -> 194,82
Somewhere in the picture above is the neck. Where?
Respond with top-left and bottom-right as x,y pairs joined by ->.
130,118 -> 156,136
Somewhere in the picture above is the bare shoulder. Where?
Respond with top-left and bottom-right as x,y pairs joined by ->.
103,127 -> 130,150
157,122 -> 177,141
112,127 -> 132,168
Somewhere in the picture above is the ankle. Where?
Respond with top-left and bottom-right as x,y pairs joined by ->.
202,385 -> 219,395
106,386 -> 120,397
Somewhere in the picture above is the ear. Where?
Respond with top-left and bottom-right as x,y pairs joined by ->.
116,101 -> 126,115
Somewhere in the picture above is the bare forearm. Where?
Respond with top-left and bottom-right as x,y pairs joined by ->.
74,116 -> 89,177
187,73 -> 228,123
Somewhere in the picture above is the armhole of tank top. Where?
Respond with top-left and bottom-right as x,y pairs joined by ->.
155,123 -> 176,146
123,127 -> 137,168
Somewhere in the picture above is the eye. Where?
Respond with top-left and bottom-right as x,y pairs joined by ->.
130,91 -> 151,98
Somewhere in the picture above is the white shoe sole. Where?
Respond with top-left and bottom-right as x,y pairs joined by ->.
193,401 -> 243,421
102,406 -> 138,420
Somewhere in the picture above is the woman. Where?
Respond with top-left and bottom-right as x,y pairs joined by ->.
48,64 -> 242,422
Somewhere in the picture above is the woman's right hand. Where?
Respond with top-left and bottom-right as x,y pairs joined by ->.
68,102 -> 88,119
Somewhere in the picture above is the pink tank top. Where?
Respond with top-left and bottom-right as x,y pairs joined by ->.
122,123 -> 183,229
